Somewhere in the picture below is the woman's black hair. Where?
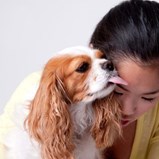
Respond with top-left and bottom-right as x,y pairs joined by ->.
90,0 -> 159,64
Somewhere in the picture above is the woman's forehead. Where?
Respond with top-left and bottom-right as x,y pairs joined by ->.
115,59 -> 159,94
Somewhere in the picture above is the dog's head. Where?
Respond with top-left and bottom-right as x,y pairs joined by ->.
40,46 -> 126,104
26,46 -> 127,159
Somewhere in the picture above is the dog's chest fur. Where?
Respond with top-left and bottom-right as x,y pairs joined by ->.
70,103 -> 102,159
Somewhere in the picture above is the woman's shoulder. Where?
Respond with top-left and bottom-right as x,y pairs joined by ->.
19,71 -> 42,87
141,102 -> 159,132
130,103 -> 159,159
149,102 -> 159,124
137,103 -> 158,132
0,71 -> 42,124
5,71 -> 42,108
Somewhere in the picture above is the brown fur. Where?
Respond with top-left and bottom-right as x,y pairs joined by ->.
25,54 -> 121,159
92,93 -> 121,149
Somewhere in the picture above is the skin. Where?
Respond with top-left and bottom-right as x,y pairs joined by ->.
108,58 -> 159,159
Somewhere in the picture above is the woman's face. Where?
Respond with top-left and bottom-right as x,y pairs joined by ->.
115,59 -> 159,127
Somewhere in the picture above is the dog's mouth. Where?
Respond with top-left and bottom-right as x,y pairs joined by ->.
104,81 -> 114,89
87,76 -> 127,97
108,76 -> 127,85
103,75 -> 128,90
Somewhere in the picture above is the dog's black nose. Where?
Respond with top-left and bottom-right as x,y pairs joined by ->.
101,61 -> 114,71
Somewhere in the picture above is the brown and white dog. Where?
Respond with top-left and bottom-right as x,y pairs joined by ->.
3,46 -> 127,159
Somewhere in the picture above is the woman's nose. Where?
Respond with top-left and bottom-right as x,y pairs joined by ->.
120,99 -> 136,116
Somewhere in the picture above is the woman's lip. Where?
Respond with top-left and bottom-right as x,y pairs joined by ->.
121,119 -> 130,126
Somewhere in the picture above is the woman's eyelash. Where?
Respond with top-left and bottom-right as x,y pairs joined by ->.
142,97 -> 155,102
114,91 -> 155,102
114,91 -> 123,96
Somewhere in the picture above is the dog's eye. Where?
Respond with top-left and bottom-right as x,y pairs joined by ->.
76,62 -> 89,73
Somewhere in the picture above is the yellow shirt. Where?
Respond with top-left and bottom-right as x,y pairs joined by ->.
130,102 -> 159,159
0,72 -> 159,159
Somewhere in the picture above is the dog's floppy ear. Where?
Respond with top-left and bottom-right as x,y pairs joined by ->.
25,57 -> 74,159
91,92 -> 122,148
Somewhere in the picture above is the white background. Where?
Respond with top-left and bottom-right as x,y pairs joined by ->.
0,0 -> 138,114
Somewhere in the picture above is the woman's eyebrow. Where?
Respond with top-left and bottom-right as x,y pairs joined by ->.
143,90 -> 159,95
117,85 -> 159,95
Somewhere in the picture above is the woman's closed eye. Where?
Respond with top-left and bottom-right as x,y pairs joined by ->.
142,97 -> 155,102
114,91 -> 123,96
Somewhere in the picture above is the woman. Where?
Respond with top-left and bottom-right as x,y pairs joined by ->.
90,0 -> 159,158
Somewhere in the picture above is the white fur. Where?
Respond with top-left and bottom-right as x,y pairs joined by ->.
3,46 -> 117,159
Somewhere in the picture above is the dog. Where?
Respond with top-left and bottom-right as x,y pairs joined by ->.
3,46 -> 127,159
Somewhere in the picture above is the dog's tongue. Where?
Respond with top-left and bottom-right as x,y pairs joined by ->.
109,76 -> 127,85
